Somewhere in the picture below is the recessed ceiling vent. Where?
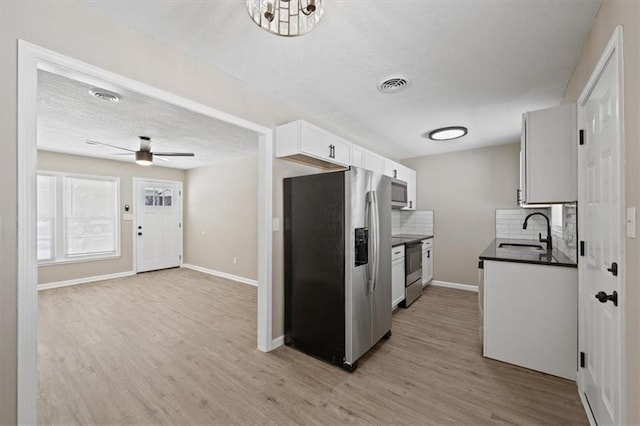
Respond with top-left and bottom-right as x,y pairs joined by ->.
377,76 -> 410,94
89,89 -> 120,103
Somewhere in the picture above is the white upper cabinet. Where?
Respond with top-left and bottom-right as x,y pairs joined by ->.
351,144 -> 364,168
520,104 -> 577,205
276,120 -> 351,168
402,167 -> 417,211
363,150 -> 385,174
384,159 -> 401,179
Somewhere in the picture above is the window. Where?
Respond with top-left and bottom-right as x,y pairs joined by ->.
37,172 -> 120,263
144,186 -> 173,206
551,204 -> 564,238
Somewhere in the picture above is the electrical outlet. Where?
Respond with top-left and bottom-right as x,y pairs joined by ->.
233,257 -> 238,265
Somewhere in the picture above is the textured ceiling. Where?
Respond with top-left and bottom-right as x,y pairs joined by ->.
86,0 -> 600,160
38,70 -> 259,169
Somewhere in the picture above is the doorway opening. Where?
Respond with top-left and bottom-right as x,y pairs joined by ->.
17,40 -> 275,423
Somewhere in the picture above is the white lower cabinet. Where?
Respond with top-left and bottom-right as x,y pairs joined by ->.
483,260 -> 577,380
391,245 -> 405,309
422,239 -> 433,286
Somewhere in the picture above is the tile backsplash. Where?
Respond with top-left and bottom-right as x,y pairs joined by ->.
553,203 -> 578,262
392,210 -> 434,235
495,208 -> 551,240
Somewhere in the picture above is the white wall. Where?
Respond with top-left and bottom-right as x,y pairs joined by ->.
402,143 -> 521,285
184,155 -> 258,280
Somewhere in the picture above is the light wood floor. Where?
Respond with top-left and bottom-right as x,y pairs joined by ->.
38,268 -> 587,425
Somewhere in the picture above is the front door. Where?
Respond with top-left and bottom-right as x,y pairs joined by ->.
579,29 -> 624,425
135,179 -> 183,273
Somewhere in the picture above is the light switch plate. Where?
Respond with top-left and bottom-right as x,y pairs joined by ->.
273,218 -> 280,232
626,207 -> 636,238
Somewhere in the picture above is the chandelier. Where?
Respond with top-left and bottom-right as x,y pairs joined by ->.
246,0 -> 324,37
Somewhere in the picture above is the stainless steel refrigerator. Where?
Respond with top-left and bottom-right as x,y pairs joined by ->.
283,166 -> 392,372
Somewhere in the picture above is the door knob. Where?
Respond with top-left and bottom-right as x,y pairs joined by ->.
607,262 -> 618,276
595,290 -> 618,307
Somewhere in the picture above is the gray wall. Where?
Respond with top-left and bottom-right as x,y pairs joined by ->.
402,143 -> 520,285
38,151 -> 186,285
184,155 -> 259,280
0,3 -> 373,421
561,0 -> 640,421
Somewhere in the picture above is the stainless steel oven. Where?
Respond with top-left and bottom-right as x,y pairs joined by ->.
401,241 -> 423,307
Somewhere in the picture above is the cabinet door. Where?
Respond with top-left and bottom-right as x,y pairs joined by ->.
384,159 -> 400,179
422,248 -> 428,285
364,150 -> 385,174
352,145 -> 364,168
426,248 -> 433,283
392,259 -> 405,308
402,168 -> 417,211
522,104 -> 577,204
300,122 -> 351,166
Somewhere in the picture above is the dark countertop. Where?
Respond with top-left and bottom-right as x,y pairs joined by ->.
392,234 -> 433,247
479,238 -> 577,268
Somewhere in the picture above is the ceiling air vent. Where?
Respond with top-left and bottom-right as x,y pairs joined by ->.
378,76 -> 410,94
89,89 -> 120,103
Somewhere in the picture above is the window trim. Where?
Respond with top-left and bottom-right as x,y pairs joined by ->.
37,170 -> 121,265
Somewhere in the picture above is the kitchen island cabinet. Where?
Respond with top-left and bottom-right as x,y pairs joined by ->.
482,259 -> 577,380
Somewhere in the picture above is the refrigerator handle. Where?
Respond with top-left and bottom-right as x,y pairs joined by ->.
366,191 -> 376,294
371,190 -> 380,292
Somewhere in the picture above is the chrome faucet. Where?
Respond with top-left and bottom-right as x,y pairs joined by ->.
523,212 -> 552,250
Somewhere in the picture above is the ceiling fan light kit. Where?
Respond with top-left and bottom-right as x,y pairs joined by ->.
246,0 -> 323,37
135,151 -> 153,166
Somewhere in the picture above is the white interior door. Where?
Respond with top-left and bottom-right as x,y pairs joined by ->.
579,30 -> 623,426
135,179 -> 183,273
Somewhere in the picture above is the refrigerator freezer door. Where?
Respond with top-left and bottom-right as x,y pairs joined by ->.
370,172 -> 392,344
284,172 -> 346,366
345,167 -> 373,364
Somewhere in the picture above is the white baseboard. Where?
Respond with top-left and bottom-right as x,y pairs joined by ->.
182,264 -> 258,287
38,270 -> 136,291
431,280 -> 478,293
271,335 -> 284,350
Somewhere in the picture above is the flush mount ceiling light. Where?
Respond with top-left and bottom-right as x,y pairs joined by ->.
426,126 -> 468,141
246,0 -> 323,37
89,88 -> 120,103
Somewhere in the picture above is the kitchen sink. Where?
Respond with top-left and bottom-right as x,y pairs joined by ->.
498,242 -> 545,251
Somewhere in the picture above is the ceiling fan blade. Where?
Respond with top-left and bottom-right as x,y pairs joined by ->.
110,152 -> 135,155
153,152 -> 195,157
86,139 -> 136,152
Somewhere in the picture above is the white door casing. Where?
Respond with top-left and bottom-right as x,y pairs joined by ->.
578,26 -> 625,426
134,179 -> 182,273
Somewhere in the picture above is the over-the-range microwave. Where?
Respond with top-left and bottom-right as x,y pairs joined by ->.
391,178 -> 408,209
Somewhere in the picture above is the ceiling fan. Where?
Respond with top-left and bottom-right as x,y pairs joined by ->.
85,136 -> 195,166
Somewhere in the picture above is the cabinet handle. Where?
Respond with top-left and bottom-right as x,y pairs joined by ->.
409,201 -> 413,209
393,169 -> 397,178
332,145 -> 335,158
517,188 -> 522,204
427,250 -> 430,258
329,144 -> 333,158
